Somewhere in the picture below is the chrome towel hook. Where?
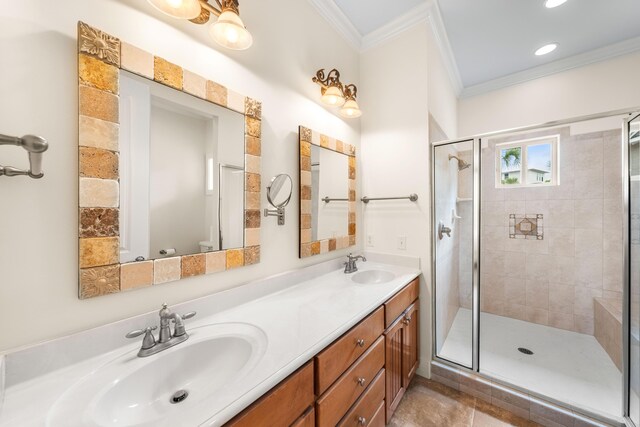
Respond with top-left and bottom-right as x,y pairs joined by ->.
0,134 -> 48,178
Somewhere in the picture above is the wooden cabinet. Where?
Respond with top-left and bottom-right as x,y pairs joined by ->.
384,279 -> 420,422
315,307 -> 384,395
226,361 -> 314,427
226,276 -> 420,427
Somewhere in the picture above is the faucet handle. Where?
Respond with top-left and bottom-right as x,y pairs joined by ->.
181,311 -> 196,320
126,326 -> 157,350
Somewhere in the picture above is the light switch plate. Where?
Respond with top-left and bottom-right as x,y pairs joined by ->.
397,236 -> 407,250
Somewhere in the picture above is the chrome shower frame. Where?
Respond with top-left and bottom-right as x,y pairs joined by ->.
430,107 -> 640,427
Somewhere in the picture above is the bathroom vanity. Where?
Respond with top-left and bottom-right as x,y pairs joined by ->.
0,258 -> 420,427
226,276 -> 419,427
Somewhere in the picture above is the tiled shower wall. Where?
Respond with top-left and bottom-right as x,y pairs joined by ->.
466,125 -> 623,335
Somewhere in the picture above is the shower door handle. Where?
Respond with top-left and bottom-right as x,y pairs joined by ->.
438,221 -> 452,240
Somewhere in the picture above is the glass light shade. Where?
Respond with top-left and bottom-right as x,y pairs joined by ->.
340,99 -> 362,118
320,86 -> 346,107
209,10 -> 253,50
147,0 -> 201,19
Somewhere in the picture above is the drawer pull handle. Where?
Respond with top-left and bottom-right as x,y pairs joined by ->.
358,416 -> 367,426
403,315 -> 412,325
357,377 -> 366,387
356,339 -> 365,347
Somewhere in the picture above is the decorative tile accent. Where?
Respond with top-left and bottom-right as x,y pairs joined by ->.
154,257 -> 181,284
245,210 -> 261,228
245,228 -> 260,247
205,251 -> 226,274
246,116 -> 261,138
298,126 -> 356,258
182,70 -> 206,99
120,42 -> 153,79
79,264 -> 120,299
79,208 -> 119,238
79,178 -> 119,208
300,126 -> 312,142
206,80 -> 227,106
121,261 -> 153,290
78,22 -> 120,66
245,154 -> 260,174
79,147 -> 118,179
78,23 -> 261,298
226,249 -> 244,269
244,246 -> 260,265
181,254 -> 205,278
79,237 -> 119,268
153,56 -> 183,90
78,54 -> 119,94
79,85 -> 119,123
227,90 -> 245,113
245,191 -> 260,210
244,98 -> 261,120
245,173 -> 261,192
509,214 -> 544,240
245,136 -> 261,158
79,116 -> 119,151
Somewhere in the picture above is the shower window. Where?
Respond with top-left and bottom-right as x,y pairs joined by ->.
495,135 -> 558,188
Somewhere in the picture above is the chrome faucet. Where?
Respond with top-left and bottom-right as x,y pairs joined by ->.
126,303 -> 196,357
344,253 -> 366,274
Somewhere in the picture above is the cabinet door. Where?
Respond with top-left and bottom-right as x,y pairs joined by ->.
402,301 -> 419,387
384,316 -> 405,423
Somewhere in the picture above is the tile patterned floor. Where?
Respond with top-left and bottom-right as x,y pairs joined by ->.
389,376 -> 540,427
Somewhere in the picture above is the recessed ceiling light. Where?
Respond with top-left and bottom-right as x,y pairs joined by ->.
545,0 -> 568,8
535,43 -> 558,56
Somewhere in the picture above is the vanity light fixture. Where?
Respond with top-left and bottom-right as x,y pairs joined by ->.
312,69 -> 362,118
147,0 -> 253,50
535,43 -> 558,56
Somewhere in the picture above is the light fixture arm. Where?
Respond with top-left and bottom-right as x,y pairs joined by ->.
195,0 -> 239,20
312,68 -> 344,91
343,83 -> 358,100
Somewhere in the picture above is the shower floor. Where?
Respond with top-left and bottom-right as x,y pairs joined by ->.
439,308 -> 622,418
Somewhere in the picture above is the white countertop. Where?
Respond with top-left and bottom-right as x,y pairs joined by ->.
0,260 -> 420,427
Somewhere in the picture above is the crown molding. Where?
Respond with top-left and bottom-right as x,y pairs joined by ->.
424,1 -> 463,95
307,0 -> 362,50
460,35 -> 640,99
360,2 -> 430,52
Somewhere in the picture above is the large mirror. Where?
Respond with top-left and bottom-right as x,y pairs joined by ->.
299,126 -> 356,258
77,22 -> 262,299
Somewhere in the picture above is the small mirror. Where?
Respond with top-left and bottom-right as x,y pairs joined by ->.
267,174 -> 293,208
264,174 -> 292,225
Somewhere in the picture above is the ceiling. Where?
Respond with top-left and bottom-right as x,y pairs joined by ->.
313,0 -> 640,95
334,0 -> 425,36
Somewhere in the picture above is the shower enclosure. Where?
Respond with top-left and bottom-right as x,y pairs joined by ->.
432,110 -> 640,425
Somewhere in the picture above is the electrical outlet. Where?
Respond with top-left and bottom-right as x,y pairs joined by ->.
366,234 -> 374,247
397,236 -> 407,250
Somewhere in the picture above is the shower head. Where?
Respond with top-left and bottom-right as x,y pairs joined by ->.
448,154 -> 471,171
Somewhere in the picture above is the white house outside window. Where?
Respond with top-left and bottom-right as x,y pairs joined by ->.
495,135 -> 559,188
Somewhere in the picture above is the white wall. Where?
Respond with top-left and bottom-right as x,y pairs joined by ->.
459,52 -> 640,136
0,0 -> 361,351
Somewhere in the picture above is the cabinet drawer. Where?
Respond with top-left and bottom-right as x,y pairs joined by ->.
384,278 -> 419,328
316,336 -> 385,427
368,400 -> 386,427
226,361 -> 314,427
315,306 -> 384,395
337,369 -> 385,427
291,407 -> 315,427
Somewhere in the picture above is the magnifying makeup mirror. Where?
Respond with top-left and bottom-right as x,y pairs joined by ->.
264,174 -> 292,225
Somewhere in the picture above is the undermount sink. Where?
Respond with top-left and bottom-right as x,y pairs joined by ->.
351,269 -> 396,285
48,322 -> 267,427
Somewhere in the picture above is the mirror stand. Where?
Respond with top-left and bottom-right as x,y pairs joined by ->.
264,174 -> 292,226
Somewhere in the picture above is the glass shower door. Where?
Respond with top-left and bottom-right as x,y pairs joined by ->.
628,113 -> 640,426
432,139 -> 478,368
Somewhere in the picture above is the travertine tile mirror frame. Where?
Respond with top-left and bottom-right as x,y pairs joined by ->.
77,22 -> 262,299
298,126 -> 356,258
